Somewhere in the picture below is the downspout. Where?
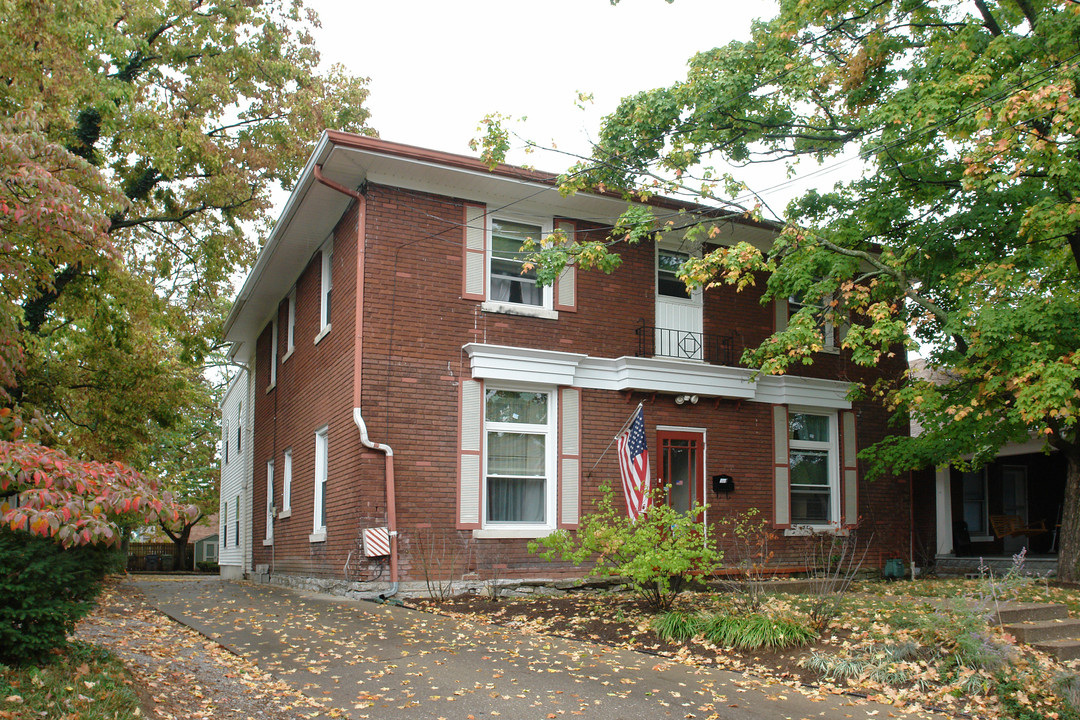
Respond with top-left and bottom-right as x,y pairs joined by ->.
313,163 -> 399,599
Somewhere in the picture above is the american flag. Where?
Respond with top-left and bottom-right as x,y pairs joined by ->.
617,405 -> 651,521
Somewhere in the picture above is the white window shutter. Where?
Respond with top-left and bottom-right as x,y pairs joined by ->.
559,387 -> 581,527
773,405 -> 790,527
553,220 -> 577,312
841,410 -> 858,526
458,379 -> 483,528
462,203 -> 487,301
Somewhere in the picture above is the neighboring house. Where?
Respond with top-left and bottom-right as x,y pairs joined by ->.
909,362 -> 1064,571
218,369 -> 253,580
194,533 -> 219,564
221,131 -> 911,595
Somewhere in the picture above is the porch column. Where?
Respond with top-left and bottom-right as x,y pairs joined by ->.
935,466 -> 953,555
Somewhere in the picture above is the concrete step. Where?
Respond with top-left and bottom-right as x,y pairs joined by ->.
1003,618 -> 1080,644
992,602 -> 1069,624
1032,638 -> 1080,662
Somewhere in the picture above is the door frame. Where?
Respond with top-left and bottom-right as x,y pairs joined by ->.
655,426 -> 707,523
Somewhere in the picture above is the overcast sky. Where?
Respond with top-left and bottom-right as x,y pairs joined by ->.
309,0 -> 795,204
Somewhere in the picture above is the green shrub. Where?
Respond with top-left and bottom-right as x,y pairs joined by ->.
701,612 -> 815,650
652,609 -> 703,642
529,485 -> 722,612
196,561 -> 219,572
0,527 -> 122,665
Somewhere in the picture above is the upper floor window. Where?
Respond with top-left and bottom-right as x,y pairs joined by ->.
788,411 -> 838,526
789,292 -> 835,348
489,218 -> 549,308
318,240 -> 333,341
657,249 -> 691,299
235,403 -> 242,455
285,289 -> 296,357
268,315 -> 278,389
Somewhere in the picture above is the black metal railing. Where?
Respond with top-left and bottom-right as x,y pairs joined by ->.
636,320 -> 735,366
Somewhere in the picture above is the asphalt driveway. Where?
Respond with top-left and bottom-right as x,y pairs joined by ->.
134,577 -> 949,720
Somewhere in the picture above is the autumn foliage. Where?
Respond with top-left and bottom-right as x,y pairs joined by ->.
0,440 -> 194,547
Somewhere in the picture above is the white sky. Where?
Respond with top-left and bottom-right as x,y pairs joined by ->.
309,0 -> 816,214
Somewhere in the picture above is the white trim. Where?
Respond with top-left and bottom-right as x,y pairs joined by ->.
787,409 -> 841,528
464,343 -> 853,408
314,323 -> 332,345
487,214 -> 554,311
265,459 -> 275,542
935,466 -> 953,555
480,385 -> 558,536
314,425 -> 329,534
282,448 -> 293,515
320,238 -> 333,333
480,301 -> 559,320
309,530 -> 327,543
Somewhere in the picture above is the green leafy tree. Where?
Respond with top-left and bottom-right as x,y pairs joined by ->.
1,0 -> 373,462
481,1 -> 1080,580
529,485 -> 722,612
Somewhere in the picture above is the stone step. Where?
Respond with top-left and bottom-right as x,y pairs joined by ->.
1032,638 -> 1080,662
992,602 -> 1069,624
1003,618 -> 1080,644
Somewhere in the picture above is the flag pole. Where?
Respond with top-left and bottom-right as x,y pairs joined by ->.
587,401 -> 645,478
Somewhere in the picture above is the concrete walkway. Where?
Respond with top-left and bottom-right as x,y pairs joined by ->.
133,577 -> 950,720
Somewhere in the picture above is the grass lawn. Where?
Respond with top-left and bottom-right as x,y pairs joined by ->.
0,641 -> 143,720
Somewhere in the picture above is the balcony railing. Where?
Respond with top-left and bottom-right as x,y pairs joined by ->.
636,320 -> 735,366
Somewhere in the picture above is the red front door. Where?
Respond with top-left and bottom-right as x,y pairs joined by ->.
656,430 -> 705,516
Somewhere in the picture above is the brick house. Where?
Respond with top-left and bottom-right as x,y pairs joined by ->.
220,131 -> 912,594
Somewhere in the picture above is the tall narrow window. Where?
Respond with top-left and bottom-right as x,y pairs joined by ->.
282,448 -> 293,515
221,501 -> 228,547
265,460 -> 275,542
236,403 -> 242,455
286,289 -> 296,356
312,426 -> 328,540
484,389 -> 554,527
789,412 -> 838,525
268,316 -> 278,388
233,494 -> 240,546
961,469 -> 988,536
319,240 -> 333,335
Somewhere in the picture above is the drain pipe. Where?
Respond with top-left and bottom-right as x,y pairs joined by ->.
314,162 -> 399,599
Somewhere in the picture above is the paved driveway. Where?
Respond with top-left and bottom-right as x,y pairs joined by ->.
135,577 -> 948,720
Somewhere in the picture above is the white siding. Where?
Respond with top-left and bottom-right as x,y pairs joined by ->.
219,368 -> 250,574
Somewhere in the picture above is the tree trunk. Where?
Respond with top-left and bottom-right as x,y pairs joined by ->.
1059,452 -> 1080,583
162,520 -> 195,572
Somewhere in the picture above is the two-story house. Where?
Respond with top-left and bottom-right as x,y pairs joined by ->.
219,131 -> 911,594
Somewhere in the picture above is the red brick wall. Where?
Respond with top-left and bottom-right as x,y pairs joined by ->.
252,182 -> 912,582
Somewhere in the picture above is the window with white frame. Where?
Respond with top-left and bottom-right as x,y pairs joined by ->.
281,448 -> 292,516
484,388 -> 555,529
788,411 -> 839,525
233,494 -> 240,546
236,403 -> 242,455
488,218 -> 550,308
285,289 -> 296,357
268,316 -> 278,389
789,292 -> 835,347
657,249 -> 691,299
319,240 -> 333,335
312,426 -> 328,539
221,501 -> 227,546
265,459 -> 275,542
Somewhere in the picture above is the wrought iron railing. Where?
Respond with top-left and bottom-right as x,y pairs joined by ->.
635,320 -> 735,366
